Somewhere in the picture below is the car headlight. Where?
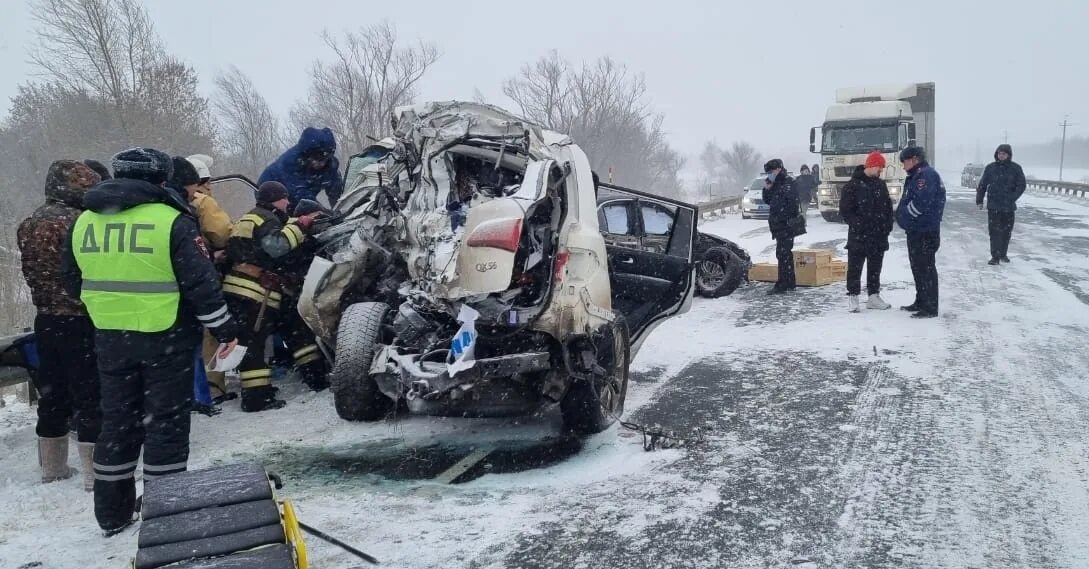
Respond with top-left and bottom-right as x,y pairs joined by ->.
887,185 -> 902,197
743,198 -> 754,206
818,188 -> 831,196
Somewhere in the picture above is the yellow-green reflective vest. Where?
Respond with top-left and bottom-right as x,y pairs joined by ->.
72,203 -> 181,332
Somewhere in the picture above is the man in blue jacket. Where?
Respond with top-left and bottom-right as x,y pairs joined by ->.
259,127 -> 344,210
976,144 -> 1026,265
896,146 -> 946,318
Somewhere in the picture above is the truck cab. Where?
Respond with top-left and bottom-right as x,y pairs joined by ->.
809,83 -> 935,222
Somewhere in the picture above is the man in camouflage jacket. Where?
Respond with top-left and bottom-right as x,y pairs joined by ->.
17,160 -> 102,489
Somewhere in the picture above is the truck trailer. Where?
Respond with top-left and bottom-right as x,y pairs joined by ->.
809,82 -> 935,222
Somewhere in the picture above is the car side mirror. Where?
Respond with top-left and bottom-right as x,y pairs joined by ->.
906,123 -> 917,147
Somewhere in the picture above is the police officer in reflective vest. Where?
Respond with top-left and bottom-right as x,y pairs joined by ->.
224,181 -> 325,412
61,148 -> 239,535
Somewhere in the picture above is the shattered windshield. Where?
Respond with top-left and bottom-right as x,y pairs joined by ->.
822,125 -> 898,154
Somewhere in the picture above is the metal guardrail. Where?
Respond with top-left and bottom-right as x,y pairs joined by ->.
1026,178 -> 1089,198
696,196 -> 742,221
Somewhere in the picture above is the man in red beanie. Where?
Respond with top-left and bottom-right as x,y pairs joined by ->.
839,151 -> 895,312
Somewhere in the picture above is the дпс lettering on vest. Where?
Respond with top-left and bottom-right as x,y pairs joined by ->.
80,222 -> 158,254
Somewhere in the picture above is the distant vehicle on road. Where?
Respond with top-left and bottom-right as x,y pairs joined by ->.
741,172 -> 810,219
961,163 -> 986,188
809,82 -> 935,222
741,176 -> 768,220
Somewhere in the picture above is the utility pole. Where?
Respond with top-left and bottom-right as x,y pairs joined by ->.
1059,116 -> 1072,181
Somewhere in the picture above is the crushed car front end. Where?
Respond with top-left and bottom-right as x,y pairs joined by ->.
298,102 -> 625,431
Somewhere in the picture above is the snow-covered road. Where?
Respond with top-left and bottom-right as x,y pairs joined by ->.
3,180 -> 1089,568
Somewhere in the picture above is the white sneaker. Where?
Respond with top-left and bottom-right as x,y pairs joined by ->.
866,294 -> 891,310
848,295 -> 861,313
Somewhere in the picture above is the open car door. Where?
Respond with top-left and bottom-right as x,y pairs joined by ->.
597,183 -> 697,354
207,175 -> 258,220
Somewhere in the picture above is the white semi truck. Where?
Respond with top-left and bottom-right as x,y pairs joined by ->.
809,82 -> 935,222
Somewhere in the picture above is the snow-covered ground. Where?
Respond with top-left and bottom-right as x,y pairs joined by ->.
3,183 -> 1089,568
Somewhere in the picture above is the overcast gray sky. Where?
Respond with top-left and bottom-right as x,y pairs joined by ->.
1,0 -> 1086,168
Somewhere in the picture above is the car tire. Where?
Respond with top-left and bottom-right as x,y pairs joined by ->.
561,316 -> 630,435
330,302 -> 394,422
821,211 -> 843,223
696,247 -> 745,298
741,214 -> 750,220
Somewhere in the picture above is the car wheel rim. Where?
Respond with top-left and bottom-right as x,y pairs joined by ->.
698,260 -> 727,289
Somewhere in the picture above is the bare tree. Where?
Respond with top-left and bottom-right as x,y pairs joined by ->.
291,22 -> 439,155
213,66 -> 284,178
503,50 -> 570,130
25,0 -> 213,146
721,141 -> 763,195
30,0 -> 161,117
0,231 -> 33,333
699,140 -> 726,194
503,52 -> 685,197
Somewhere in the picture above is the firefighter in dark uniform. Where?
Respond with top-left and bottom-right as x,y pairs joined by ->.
61,148 -> 239,535
224,181 -> 326,412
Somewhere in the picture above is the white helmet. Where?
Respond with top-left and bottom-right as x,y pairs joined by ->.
187,154 -> 214,180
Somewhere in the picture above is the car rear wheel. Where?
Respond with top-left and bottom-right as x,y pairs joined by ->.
561,316 -> 630,435
330,302 -> 394,422
821,211 -> 843,223
696,247 -> 745,298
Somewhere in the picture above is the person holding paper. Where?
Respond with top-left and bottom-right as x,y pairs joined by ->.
61,147 -> 239,535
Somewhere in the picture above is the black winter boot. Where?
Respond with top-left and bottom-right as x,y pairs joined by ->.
241,387 -> 286,412
211,392 -> 238,405
298,362 -> 330,392
988,258 -> 1000,265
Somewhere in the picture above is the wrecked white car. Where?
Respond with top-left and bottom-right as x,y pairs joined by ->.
296,101 -> 697,434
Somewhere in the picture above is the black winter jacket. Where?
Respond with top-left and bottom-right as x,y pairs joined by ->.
763,174 -> 805,240
61,178 -> 239,347
976,144 -> 1026,212
839,166 -> 894,252
794,173 -> 818,203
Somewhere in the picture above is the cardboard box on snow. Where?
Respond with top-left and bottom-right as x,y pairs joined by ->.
749,263 -> 779,283
830,259 -> 847,281
747,249 -> 846,287
794,249 -> 835,286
